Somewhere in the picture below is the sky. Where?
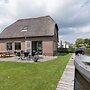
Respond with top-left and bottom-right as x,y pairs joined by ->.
0,0 -> 90,44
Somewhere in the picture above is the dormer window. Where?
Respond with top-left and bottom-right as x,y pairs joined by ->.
22,26 -> 28,30
21,26 -> 28,32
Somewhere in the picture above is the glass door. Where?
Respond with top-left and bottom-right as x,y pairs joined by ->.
32,41 -> 42,56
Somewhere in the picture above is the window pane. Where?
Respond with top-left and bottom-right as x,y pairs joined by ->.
37,41 -> 42,54
15,42 -> 21,50
6,42 -> 12,50
22,26 -> 28,30
32,41 -> 42,55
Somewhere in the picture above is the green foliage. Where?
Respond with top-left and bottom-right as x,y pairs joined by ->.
88,39 -> 90,45
84,38 -> 89,44
75,38 -> 90,48
85,45 -> 90,48
58,48 -> 75,53
75,38 -> 84,47
0,54 -> 72,90
85,48 -> 90,56
84,38 -> 90,47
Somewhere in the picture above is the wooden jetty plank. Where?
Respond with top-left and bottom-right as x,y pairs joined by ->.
56,54 -> 75,90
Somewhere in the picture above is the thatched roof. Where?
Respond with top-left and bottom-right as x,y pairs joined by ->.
0,16 -> 57,39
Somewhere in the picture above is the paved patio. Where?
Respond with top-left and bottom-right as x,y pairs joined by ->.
0,55 -> 57,63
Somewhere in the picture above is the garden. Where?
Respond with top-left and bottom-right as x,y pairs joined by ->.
0,53 -> 72,90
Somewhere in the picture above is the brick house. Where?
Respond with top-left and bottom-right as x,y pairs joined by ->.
0,16 -> 58,56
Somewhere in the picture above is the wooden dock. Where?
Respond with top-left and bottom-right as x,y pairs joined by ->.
56,54 -> 75,90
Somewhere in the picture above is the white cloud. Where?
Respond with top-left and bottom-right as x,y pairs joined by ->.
0,0 -> 17,31
75,24 -> 90,34
0,0 -> 17,18
0,0 -> 90,43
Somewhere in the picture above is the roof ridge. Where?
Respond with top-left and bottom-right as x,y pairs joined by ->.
17,15 -> 51,21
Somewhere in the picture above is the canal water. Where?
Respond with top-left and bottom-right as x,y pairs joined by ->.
74,76 -> 84,90
74,55 -> 90,90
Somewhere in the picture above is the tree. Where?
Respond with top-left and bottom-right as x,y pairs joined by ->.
84,38 -> 90,48
75,38 -> 84,47
84,38 -> 89,44
88,39 -> 90,45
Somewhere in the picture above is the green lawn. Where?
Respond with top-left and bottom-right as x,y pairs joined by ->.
0,53 -> 72,90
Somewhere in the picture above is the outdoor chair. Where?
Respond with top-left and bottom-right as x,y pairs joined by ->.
23,52 -> 29,60
16,52 -> 22,60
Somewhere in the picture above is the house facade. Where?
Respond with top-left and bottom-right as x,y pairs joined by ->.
0,16 -> 58,56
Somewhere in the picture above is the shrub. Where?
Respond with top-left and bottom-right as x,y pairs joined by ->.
58,48 -> 75,53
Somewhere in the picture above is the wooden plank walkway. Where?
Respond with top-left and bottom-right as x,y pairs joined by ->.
56,54 -> 75,90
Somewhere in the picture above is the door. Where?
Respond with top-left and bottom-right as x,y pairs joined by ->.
32,41 -> 42,56
25,41 -> 32,55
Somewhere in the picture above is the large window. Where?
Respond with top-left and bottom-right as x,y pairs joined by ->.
15,42 -> 21,50
32,41 -> 42,55
6,42 -> 12,50
37,41 -> 42,54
